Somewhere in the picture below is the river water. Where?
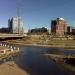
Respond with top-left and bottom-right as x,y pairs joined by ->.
16,46 -> 75,75
0,42 -> 75,75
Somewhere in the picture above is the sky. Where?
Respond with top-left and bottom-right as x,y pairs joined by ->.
0,0 -> 75,32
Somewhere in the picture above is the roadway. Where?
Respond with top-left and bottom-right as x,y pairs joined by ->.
0,33 -> 26,38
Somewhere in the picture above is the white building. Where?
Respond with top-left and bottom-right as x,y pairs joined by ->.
8,17 -> 24,34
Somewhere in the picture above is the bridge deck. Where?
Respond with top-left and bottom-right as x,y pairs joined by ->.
0,34 -> 25,38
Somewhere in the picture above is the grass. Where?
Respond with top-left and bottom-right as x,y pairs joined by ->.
5,37 -> 75,48
48,40 -> 75,46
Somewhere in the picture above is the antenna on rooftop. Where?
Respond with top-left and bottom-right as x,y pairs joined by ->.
16,0 -> 20,17
16,0 -> 21,34
16,0 -> 24,34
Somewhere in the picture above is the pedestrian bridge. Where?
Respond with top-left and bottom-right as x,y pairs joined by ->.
0,34 -> 26,38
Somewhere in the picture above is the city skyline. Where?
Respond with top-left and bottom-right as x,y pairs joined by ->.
0,0 -> 75,32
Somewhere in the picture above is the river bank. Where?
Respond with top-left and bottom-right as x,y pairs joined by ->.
3,40 -> 75,49
0,43 -> 75,75
0,61 -> 29,75
44,54 -> 75,73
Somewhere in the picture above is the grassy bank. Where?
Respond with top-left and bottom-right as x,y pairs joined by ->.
47,40 -> 75,46
4,37 -> 75,48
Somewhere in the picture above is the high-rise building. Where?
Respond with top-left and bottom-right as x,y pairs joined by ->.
51,18 -> 67,36
8,17 -> 24,34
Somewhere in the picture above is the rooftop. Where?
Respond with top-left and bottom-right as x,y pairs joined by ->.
57,18 -> 65,21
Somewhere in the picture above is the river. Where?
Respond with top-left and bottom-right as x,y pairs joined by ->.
0,42 -> 75,75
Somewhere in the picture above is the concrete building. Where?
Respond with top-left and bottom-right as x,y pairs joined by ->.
67,26 -> 72,34
72,27 -> 75,35
28,27 -> 48,34
8,17 -> 24,34
51,18 -> 67,36
0,28 -> 9,33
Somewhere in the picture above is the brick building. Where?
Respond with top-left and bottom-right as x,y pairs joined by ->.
51,18 -> 67,36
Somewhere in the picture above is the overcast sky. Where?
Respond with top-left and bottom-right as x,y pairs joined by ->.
0,0 -> 75,31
